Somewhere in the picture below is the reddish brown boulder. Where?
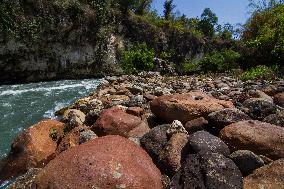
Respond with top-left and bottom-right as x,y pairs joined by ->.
244,159 -> 284,189
126,107 -> 145,117
274,92 -> 284,107
150,91 -> 234,123
220,120 -> 284,160
93,107 -> 142,137
34,135 -> 162,189
0,120 -> 64,180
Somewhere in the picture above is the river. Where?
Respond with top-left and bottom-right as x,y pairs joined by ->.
0,79 -> 101,160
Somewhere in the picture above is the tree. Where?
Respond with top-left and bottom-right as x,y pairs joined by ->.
241,4 -> 284,67
248,0 -> 284,13
135,0 -> 153,15
198,8 -> 218,37
163,0 -> 176,20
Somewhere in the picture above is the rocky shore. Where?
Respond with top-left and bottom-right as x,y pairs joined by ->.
1,72 -> 284,189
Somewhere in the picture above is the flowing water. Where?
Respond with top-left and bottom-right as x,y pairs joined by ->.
0,79 -> 101,160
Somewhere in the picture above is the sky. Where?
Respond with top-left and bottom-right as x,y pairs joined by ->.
151,0 -> 251,25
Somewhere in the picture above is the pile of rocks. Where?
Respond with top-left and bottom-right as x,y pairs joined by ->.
1,73 -> 283,189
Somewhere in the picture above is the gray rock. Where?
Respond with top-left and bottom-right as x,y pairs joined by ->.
79,130 -> 97,144
263,111 -> 284,127
229,150 -> 264,176
6,168 -> 42,189
208,108 -> 251,130
189,131 -> 230,156
140,124 -> 171,162
129,85 -> 143,95
169,152 -> 243,189
243,98 -> 277,120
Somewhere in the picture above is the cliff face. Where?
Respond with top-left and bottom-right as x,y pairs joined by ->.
0,0 -> 209,84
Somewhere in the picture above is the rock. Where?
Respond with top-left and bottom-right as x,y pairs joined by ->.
184,117 -> 208,134
63,109 -> 85,124
208,108 -> 251,130
6,168 -> 42,189
158,133 -> 189,176
229,150 -> 265,176
166,120 -> 188,138
274,92 -> 284,107
125,95 -> 144,107
34,136 -> 162,189
0,120 -> 64,180
144,93 -> 157,101
76,98 -> 103,115
169,152 -> 243,189
141,124 -> 171,162
150,91 -> 234,123
100,95 -> 130,108
79,130 -> 97,144
189,131 -> 230,156
244,159 -> 284,189
141,121 -> 189,176
105,76 -> 118,83
127,121 -> 151,138
263,111 -> 284,127
220,120 -> 284,160
129,85 -> 143,94
153,87 -> 172,96
93,107 -> 142,137
243,98 -> 277,120
126,107 -> 144,117
56,126 -> 97,154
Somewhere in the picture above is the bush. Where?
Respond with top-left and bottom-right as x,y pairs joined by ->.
241,4 -> 284,67
199,49 -> 241,72
121,42 -> 155,73
241,65 -> 279,81
181,59 -> 200,74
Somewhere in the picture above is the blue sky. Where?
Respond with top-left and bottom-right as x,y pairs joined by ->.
151,0 -> 251,25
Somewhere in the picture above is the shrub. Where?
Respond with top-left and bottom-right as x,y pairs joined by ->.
181,59 -> 200,74
199,49 -> 241,72
241,65 -> 279,81
121,42 -> 155,73
241,4 -> 284,67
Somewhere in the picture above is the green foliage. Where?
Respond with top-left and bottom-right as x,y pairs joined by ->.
163,0 -> 176,20
241,65 -> 279,80
49,128 -> 58,141
121,43 -> 155,73
199,50 -> 241,72
198,8 -> 218,37
242,4 -> 284,67
182,59 -> 200,73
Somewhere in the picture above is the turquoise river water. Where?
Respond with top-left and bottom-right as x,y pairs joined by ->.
0,79 -> 101,161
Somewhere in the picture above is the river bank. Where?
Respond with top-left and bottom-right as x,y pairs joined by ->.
1,72 -> 284,188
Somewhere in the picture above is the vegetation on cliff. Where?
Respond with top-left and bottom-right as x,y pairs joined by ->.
0,0 -> 283,83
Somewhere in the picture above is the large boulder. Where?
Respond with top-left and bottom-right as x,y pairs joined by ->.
34,135 -> 162,189
0,120 -> 64,180
188,131 -> 230,156
150,91 -> 234,123
140,122 -> 189,176
169,152 -> 243,189
220,120 -> 284,160
244,159 -> 284,189
140,124 -> 171,162
92,107 -> 142,137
